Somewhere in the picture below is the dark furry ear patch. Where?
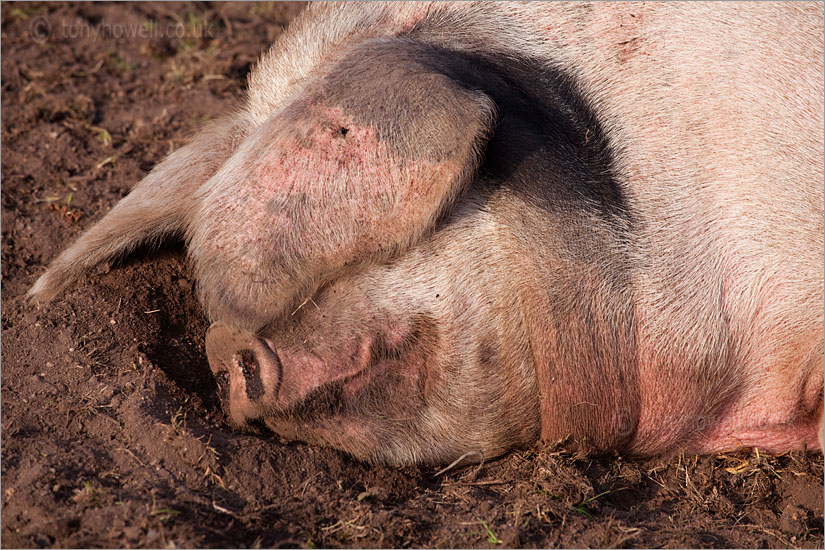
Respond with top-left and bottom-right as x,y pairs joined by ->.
303,38 -> 497,165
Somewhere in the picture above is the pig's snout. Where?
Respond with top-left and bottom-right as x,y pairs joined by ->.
206,322 -> 282,429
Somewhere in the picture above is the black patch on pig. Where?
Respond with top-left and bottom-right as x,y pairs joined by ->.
318,36 -> 630,224
278,383 -> 344,423
438,47 -> 627,225
382,26 -> 642,451
237,349 -> 265,400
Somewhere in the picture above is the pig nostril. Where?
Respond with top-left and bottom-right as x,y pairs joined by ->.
237,349 -> 266,400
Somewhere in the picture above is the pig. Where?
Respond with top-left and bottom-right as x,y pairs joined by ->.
28,2 -> 824,466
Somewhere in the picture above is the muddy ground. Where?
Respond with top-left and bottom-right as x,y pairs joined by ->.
2,3 -> 823,548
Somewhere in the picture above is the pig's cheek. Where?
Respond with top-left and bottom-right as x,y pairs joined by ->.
339,345 -> 433,403
265,340 -> 438,456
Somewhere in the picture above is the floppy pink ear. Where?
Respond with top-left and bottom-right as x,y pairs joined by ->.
188,38 -> 497,329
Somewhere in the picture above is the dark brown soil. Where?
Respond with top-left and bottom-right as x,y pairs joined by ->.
2,3 -> 823,548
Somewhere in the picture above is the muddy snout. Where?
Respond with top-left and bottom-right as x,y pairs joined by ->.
205,322 -> 282,429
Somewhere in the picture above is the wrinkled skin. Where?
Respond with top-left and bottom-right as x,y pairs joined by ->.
29,2 -> 824,465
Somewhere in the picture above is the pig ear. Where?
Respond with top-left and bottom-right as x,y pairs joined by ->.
186,40 -> 500,326
27,117 -> 240,303
315,38 -> 500,194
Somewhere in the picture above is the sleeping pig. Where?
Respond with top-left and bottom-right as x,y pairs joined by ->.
28,2 -> 824,465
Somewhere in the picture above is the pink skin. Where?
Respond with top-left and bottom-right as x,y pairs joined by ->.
629,269 -> 823,455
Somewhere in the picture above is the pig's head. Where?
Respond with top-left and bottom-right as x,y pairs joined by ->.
186,38 -> 556,464
205,243 -> 543,465
29,30 -> 613,465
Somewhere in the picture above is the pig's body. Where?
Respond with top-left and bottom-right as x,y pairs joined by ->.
29,3 -> 824,465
